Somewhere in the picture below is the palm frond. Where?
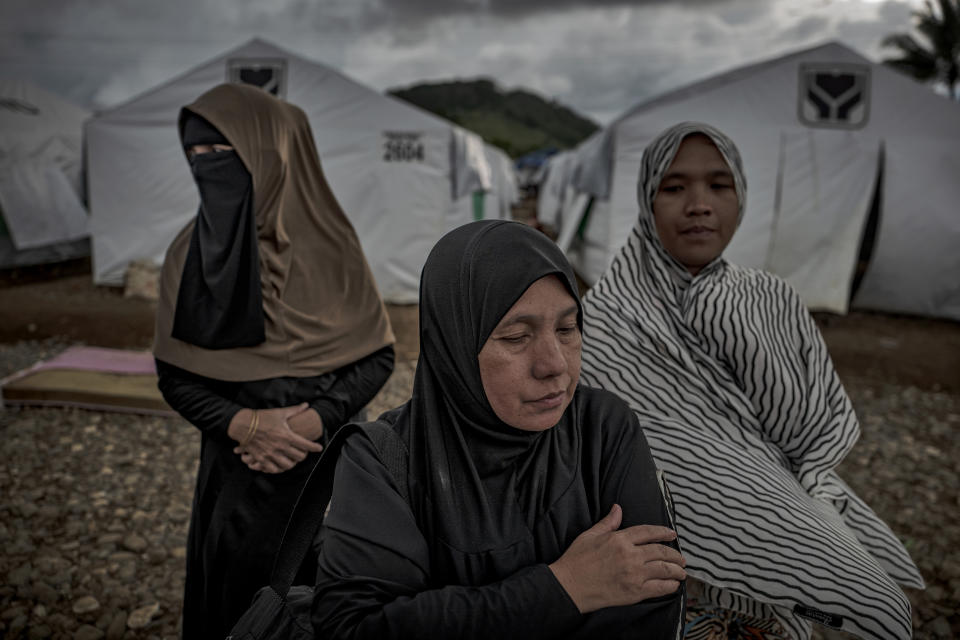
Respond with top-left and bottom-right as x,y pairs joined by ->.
881,0 -> 960,97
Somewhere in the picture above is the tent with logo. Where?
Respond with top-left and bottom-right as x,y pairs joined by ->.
552,41 -> 960,321
0,81 -> 90,268
86,38 -> 515,303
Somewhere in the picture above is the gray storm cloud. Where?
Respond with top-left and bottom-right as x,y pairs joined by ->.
374,0 -> 740,18
0,0 -> 926,122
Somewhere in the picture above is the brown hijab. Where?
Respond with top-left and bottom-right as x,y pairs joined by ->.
154,83 -> 394,381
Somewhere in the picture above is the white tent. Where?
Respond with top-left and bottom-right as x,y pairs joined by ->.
557,41 -> 960,321
86,38 -> 514,303
0,81 -> 90,268
536,150 -> 575,232
537,146 -> 593,241
444,136 -> 520,231
479,143 -> 520,221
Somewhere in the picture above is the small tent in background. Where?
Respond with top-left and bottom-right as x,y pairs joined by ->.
480,143 -> 520,220
445,130 -> 519,226
556,41 -> 960,321
0,81 -> 90,268
86,38 -> 513,303
537,146 -> 590,236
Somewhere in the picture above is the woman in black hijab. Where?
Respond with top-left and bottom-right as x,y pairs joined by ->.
154,84 -> 396,639
312,220 -> 686,639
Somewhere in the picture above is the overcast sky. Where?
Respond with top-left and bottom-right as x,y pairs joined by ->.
0,0 -> 925,124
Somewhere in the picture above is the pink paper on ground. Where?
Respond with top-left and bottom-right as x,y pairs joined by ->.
0,346 -> 174,416
29,346 -> 157,375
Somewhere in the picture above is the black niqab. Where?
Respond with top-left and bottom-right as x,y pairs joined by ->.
171,113 -> 264,349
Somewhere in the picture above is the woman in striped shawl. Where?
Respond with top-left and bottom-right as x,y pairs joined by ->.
579,122 -> 923,640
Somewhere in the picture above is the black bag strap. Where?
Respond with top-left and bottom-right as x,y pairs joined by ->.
365,421 -> 409,504
267,421 -> 409,597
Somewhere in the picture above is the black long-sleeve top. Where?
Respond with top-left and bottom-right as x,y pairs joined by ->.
312,387 -> 685,640
157,344 -> 394,640
155,344 -> 395,445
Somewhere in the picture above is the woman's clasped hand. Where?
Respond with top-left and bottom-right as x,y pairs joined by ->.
231,403 -> 325,474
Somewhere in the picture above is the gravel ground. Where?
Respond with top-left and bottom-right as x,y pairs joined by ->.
0,340 -> 416,640
1,332 -> 958,639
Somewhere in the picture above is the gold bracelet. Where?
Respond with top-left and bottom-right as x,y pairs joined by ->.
240,410 -> 259,447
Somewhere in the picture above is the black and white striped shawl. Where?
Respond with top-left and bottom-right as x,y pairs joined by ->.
580,122 -> 923,639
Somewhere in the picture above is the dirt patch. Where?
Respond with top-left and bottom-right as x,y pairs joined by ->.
814,311 -> 960,393
0,273 -> 157,349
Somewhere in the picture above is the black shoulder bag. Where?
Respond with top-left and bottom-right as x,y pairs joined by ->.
226,421 -> 409,640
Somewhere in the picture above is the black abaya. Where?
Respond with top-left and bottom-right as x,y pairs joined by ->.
312,221 -> 684,639
156,345 -> 393,640
313,386 -> 683,639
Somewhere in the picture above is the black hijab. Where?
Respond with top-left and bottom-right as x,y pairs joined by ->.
171,113 -> 264,349
388,220 -> 584,583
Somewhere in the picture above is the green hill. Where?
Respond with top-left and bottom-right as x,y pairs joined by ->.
388,78 -> 598,158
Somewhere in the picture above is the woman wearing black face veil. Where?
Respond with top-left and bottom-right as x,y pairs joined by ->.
152,83 -> 395,639
312,220 -> 686,639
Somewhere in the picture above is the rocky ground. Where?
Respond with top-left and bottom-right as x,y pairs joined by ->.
0,271 -> 958,639
0,337 -> 417,640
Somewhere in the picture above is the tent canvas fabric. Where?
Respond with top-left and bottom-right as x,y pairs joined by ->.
549,41 -> 960,321
0,81 -> 91,268
86,38 -> 517,304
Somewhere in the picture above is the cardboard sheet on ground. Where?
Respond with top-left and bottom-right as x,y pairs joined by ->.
0,346 -> 175,416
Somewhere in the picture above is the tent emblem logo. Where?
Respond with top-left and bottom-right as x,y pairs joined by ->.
226,58 -> 287,98
798,63 -> 870,129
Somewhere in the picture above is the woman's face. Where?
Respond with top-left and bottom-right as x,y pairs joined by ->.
477,275 -> 581,432
652,134 -> 739,275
